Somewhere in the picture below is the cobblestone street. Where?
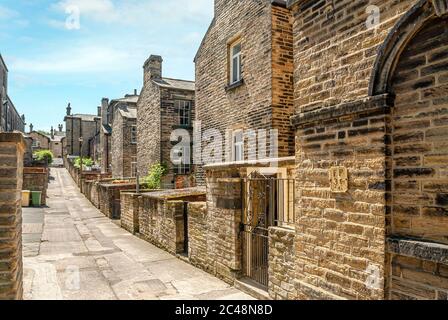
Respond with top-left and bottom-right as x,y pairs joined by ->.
22,168 -> 253,300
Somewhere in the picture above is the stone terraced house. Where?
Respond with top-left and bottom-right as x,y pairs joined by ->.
111,105 -> 138,178
0,54 -> 26,133
99,93 -> 139,175
137,55 -> 195,189
191,0 -> 297,296
187,0 -> 448,301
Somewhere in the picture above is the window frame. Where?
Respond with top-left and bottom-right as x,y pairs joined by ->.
130,125 -> 137,144
177,100 -> 192,127
176,145 -> 191,175
229,41 -> 242,85
232,130 -> 244,162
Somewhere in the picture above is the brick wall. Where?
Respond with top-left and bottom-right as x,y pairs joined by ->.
0,133 -> 24,300
98,182 -> 138,219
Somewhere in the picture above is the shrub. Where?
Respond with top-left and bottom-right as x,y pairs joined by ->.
33,150 -> 53,164
74,157 -> 94,169
143,163 -> 167,190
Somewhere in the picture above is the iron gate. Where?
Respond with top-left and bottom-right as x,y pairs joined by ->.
241,171 -> 296,288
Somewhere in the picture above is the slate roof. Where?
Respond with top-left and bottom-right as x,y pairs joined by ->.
152,77 -> 195,91
71,114 -> 99,122
118,106 -> 137,119
110,95 -> 139,105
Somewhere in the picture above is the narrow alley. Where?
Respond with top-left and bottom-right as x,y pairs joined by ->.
22,168 -> 253,300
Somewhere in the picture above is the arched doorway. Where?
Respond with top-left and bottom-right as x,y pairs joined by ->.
370,0 -> 448,300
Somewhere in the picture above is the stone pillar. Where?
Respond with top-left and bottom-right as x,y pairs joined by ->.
0,133 -> 25,300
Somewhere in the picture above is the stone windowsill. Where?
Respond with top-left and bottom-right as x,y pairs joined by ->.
203,156 -> 295,170
387,236 -> 448,264
225,79 -> 244,92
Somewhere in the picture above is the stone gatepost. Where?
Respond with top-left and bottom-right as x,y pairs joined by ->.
0,133 -> 25,300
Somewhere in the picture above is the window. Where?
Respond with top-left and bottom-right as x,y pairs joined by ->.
131,160 -> 137,178
232,130 -> 244,162
131,125 -> 137,144
32,140 -> 41,148
230,41 -> 242,84
176,145 -> 191,175
177,100 -> 191,126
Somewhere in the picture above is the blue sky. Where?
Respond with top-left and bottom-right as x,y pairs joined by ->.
0,0 -> 213,132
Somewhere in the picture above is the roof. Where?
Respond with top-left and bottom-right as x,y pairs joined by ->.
29,131 -> 51,141
70,114 -> 99,122
0,54 -> 8,72
110,95 -> 139,105
118,106 -> 137,119
50,135 -> 65,142
152,77 -> 195,91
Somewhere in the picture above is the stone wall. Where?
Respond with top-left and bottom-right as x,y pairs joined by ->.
22,167 -> 49,206
0,133 -> 24,300
98,181 -> 138,219
269,227 -> 297,300
187,202 -> 209,271
121,192 -> 141,234
138,196 -> 186,254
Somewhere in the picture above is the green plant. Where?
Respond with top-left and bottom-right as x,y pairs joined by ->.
74,157 -> 94,169
33,150 -> 53,164
143,163 -> 167,189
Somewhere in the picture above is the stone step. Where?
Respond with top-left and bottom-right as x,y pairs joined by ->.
234,278 -> 271,300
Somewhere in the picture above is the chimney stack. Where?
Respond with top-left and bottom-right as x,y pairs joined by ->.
29,123 -> 33,133
143,55 -> 163,84
101,98 -> 109,125
51,126 -> 54,139
58,124 -> 63,132
66,103 -> 72,116
134,89 -> 137,96
97,106 -> 101,117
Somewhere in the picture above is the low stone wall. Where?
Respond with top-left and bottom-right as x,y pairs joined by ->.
187,202 -> 210,271
139,196 -> 185,254
0,133 -> 24,300
121,192 -> 141,234
98,181 -> 139,219
269,227 -> 297,300
387,238 -> 448,300
137,188 -> 206,255
22,167 -> 49,206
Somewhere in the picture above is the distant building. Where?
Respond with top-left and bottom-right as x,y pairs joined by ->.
0,54 -> 26,133
99,92 -> 138,174
64,103 -> 101,158
137,55 -> 195,188
28,131 -> 50,152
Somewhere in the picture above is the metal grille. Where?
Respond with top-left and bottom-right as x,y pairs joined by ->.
241,172 -> 295,288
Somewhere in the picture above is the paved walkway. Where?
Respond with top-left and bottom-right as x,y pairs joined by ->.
23,168 -> 253,300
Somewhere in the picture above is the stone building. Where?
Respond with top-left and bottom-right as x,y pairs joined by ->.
64,103 -> 101,158
28,131 -> 50,152
285,0 -> 448,300
191,0 -> 297,294
99,92 -> 138,174
111,106 -> 137,178
49,125 -> 65,159
194,0 -> 295,183
0,54 -> 25,133
137,55 -> 195,188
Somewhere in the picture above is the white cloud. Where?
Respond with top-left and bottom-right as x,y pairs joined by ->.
51,0 -> 213,28
10,43 -> 140,74
0,5 -> 18,19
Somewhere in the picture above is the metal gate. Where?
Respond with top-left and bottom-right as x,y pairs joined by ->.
241,172 -> 272,288
241,171 -> 296,288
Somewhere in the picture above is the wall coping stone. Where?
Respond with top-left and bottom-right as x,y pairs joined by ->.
291,94 -> 393,128
387,236 -> 448,264
203,156 -> 295,170
0,132 -> 25,148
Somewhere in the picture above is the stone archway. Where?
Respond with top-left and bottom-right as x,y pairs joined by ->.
370,0 -> 448,300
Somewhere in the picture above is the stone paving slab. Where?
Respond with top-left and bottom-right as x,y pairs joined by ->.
23,168 -> 254,301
